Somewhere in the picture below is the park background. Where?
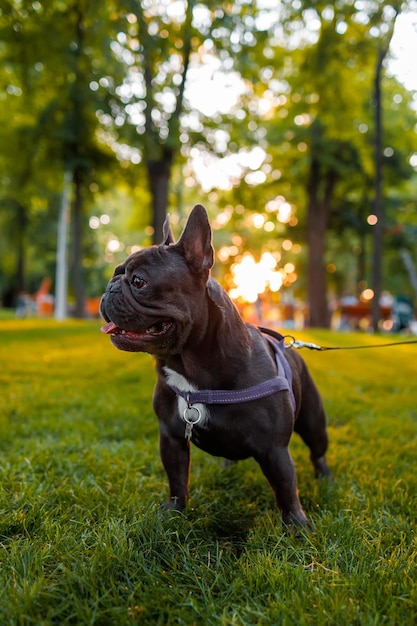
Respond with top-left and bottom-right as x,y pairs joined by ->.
1,2 -> 417,624
1,0 -> 417,329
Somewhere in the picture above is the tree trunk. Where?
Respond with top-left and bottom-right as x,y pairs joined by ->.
71,169 -> 85,318
371,47 -> 385,332
370,7 -> 399,330
306,158 -> 334,328
12,202 -> 28,306
357,231 -> 367,295
306,205 -> 330,328
16,207 -> 26,293
147,151 -> 173,244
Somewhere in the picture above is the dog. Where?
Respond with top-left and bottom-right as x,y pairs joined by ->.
100,204 -> 331,528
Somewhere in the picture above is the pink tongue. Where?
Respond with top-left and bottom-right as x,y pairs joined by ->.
100,321 -> 119,334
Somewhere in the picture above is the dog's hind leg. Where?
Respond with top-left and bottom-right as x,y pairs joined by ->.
294,393 -> 332,479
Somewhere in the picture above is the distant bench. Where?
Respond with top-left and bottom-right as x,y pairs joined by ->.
340,304 -> 391,322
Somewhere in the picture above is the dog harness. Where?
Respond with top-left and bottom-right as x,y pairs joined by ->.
165,328 -> 296,439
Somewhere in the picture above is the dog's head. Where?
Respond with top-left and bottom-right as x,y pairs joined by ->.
100,204 -> 214,355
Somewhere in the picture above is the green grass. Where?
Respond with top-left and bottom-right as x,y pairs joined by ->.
1,318 -> 416,625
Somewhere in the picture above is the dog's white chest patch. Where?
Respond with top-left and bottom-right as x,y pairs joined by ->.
164,367 -> 210,429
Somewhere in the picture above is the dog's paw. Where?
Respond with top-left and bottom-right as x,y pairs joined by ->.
282,517 -> 314,541
282,511 -> 313,533
161,496 -> 186,513
312,455 -> 333,479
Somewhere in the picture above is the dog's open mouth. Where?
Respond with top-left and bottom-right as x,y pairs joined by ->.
100,320 -> 173,340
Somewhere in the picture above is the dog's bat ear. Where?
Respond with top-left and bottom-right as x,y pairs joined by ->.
177,204 -> 214,273
162,213 -> 175,245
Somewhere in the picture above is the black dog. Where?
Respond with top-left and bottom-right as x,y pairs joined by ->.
100,204 -> 331,528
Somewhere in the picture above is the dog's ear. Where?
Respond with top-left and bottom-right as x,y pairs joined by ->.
177,204 -> 214,273
162,213 -> 175,245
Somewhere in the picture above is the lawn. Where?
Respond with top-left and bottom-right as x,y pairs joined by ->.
1,318 -> 416,625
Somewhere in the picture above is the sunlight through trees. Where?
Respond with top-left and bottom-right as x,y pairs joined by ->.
1,0 -> 416,326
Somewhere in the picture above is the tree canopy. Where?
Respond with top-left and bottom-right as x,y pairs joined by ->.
1,0 -> 416,326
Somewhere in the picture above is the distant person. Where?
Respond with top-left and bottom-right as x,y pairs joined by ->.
391,295 -> 413,332
339,293 -> 358,330
15,292 -> 29,318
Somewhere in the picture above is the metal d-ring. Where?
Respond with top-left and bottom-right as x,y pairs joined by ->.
283,335 -> 296,348
183,405 -> 202,425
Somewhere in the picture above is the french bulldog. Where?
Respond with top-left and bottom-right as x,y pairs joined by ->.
100,204 -> 331,528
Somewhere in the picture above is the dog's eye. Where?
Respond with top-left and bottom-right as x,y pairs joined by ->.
131,275 -> 147,289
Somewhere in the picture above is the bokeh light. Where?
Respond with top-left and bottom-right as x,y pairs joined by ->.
228,250 -> 296,304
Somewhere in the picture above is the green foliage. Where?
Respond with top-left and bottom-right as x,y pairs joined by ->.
1,319 -> 417,624
0,0 -> 417,311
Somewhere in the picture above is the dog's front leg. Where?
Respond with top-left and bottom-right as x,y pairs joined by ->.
257,447 -> 311,529
159,429 -> 190,512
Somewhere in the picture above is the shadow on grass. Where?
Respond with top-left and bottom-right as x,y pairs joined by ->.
182,460 -> 278,557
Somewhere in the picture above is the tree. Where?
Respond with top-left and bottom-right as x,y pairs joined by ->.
1,0 -> 416,321
103,0 -> 269,241
370,6 -> 401,331
0,0 -> 56,304
37,0 -> 120,316
0,0 -> 120,314
234,0 -> 416,326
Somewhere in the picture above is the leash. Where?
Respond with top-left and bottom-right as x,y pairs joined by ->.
281,334 -> 417,352
258,326 -> 417,352
166,326 -> 416,441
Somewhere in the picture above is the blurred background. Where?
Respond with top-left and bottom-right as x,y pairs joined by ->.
1,0 -> 417,331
